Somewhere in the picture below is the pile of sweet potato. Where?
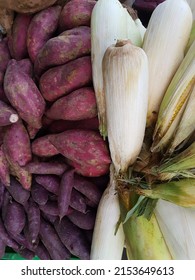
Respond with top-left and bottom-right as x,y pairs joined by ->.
0,0 -> 111,260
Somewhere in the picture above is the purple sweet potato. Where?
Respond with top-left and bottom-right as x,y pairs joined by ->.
6,177 -> 30,205
0,145 -> 10,186
4,200 -> 26,235
0,38 -> 11,70
54,217 -> 90,260
15,248 -> 35,260
0,39 -> 11,85
48,117 -> 99,133
0,217 -> 19,250
41,212 -> 57,224
27,198 -> 40,244
49,129 -> 111,177
70,189 -> 87,213
8,158 -> 32,190
32,135 -> 59,157
34,26 -> 91,77
39,218 -> 71,260
4,59 -> 46,129
34,242 -> 51,260
0,100 -> 19,126
0,85 -> 9,103
27,5 -> 62,62
26,124 -> 40,140
39,56 -> 92,102
59,0 -> 96,30
10,231 -> 34,251
3,121 -> 32,166
46,87 -> 97,121
35,174 -> 60,195
0,238 -> 6,259
1,189 -> 12,221
67,208 -> 96,230
58,169 -> 75,219
25,161 -> 68,176
8,13 -> 32,60
73,174 -> 102,207
40,201 -> 59,216
17,58 -> 33,77
0,182 -> 5,209
31,182 -> 49,206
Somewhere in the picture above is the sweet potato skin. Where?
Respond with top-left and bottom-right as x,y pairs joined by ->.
49,129 -> 111,177
59,0 -> 96,30
3,121 -> 32,167
24,161 -> 68,176
6,176 -> 30,205
39,56 -> 92,102
48,117 -> 99,133
0,145 -> 10,186
0,39 -> 11,85
35,175 -> 60,195
39,218 -> 71,260
27,5 -> 62,62
4,59 -> 46,129
32,135 -> 59,157
34,26 -> 91,77
46,87 -> 97,121
8,13 -> 32,60
17,58 -> 33,77
58,169 -> 75,219
0,100 -> 19,126
4,200 -> 26,235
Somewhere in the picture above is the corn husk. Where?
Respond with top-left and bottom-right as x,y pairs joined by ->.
91,0 -> 143,137
102,40 -> 148,174
155,199 -> 195,259
152,40 -> 195,152
187,0 -> 195,19
120,199 -> 172,260
168,85 -> 195,153
90,165 -> 125,260
135,179 -> 195,208
185,20 -> 195,54
142,0 -> 193,127
152,142 -> 195,181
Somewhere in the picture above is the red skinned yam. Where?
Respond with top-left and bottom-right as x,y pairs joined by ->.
48,117 -> 99,133
49,129 -> 111,177
34,26 -> 91,77
46,87 -> 97,121
8,13 -> 32,60
59,0 -> 96,30
0,145 -> 10,186
3,121 -> 32,167
32,135 -> 59,157
0,100 -> 19,126
27,5 -> 62,62
4,59 -> 46,129
39,56 -> 92,102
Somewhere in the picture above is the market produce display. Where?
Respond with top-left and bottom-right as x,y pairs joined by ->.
0,0 -> 194,260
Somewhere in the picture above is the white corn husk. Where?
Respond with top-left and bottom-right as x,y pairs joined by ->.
91,0 -> 143,137
135,18 -> 146,40
90,165 -> 125,260
102,40 -> 148,174
169,84 -> 195,153
187,0 -> 195,19
152,40 -> 195,152
142,0 -> 193,127
155,199 -> 195,260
